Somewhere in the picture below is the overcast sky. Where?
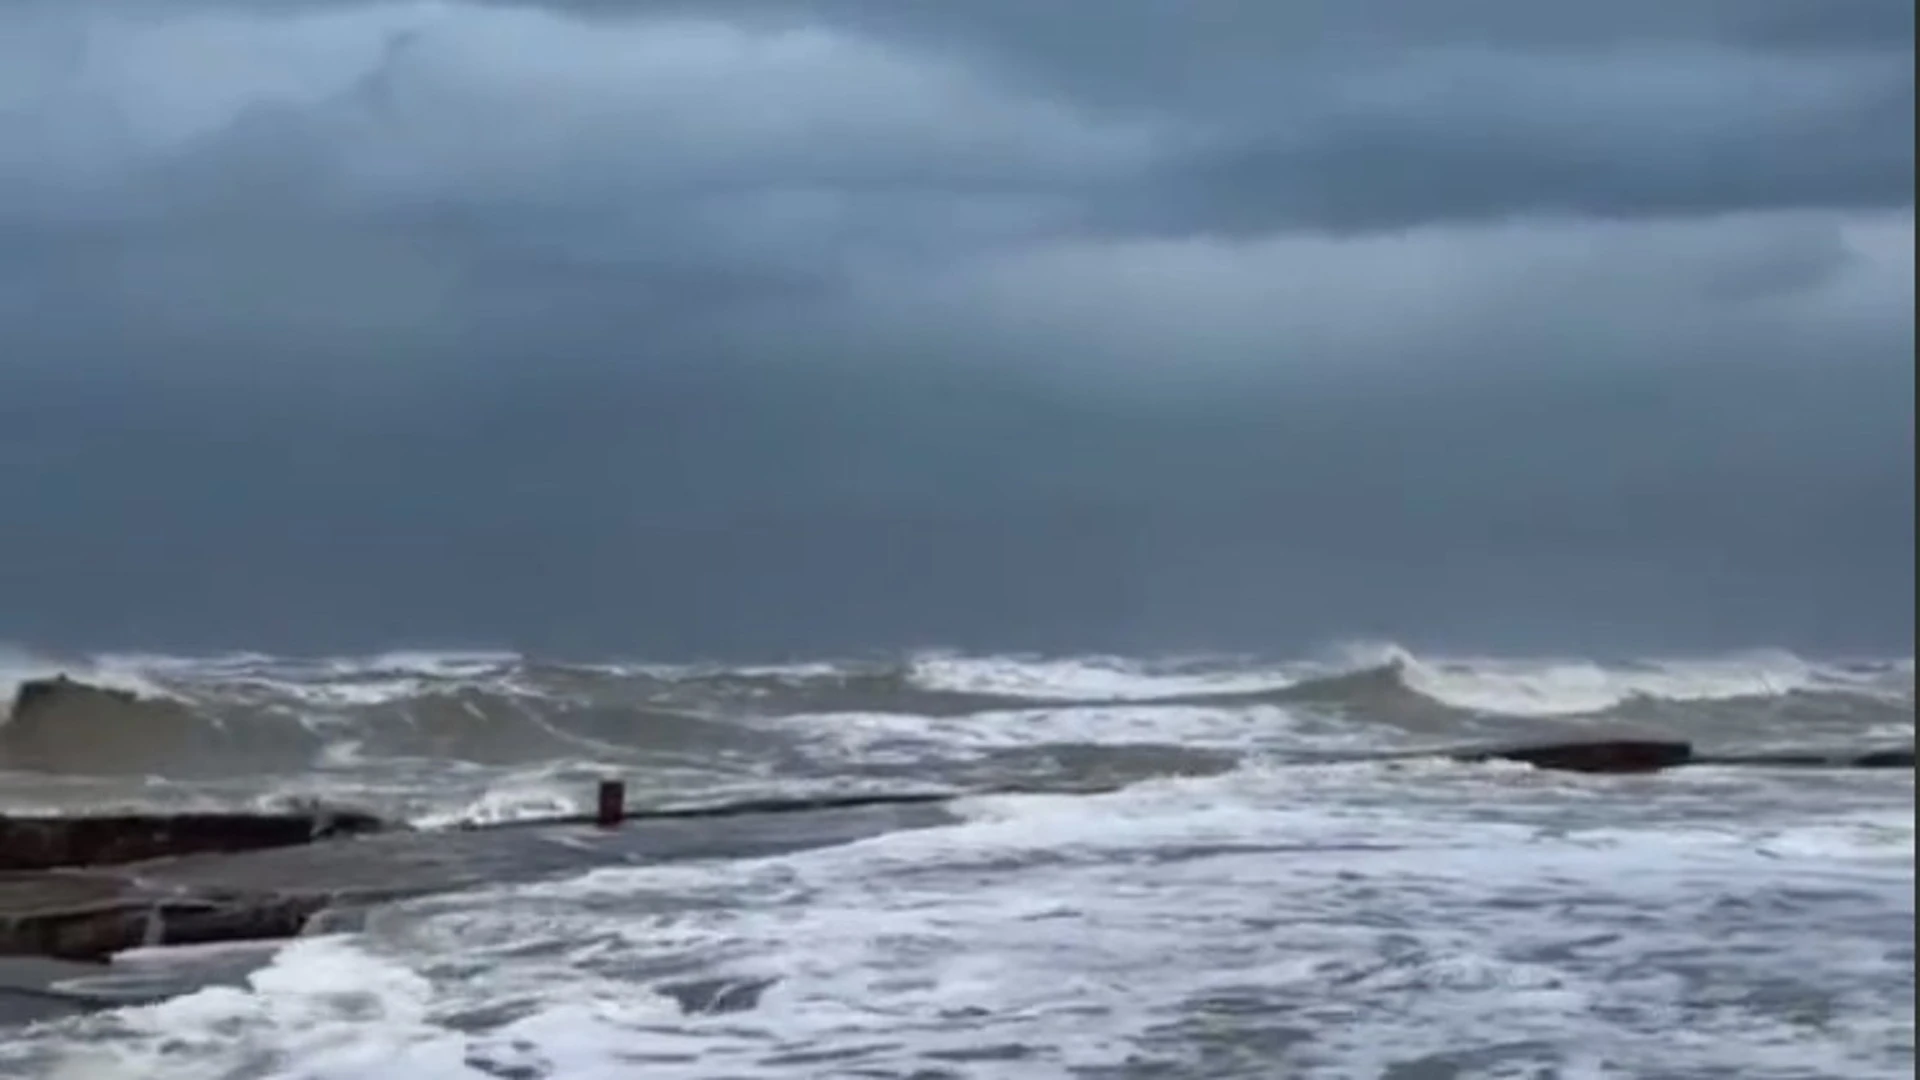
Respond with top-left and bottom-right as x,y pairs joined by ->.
0,0 -> 1912,659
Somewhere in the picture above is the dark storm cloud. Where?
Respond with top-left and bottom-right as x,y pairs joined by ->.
2,0 -> 1911,242
0,0 -> 1911,657
675,0 -> 1918,230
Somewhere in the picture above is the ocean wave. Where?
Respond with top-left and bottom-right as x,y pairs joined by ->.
10,640 -> 1906,713
2,642 -> 1909,784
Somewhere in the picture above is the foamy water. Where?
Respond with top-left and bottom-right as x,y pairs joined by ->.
1,645 -> 1912,1077
16,762 -> 1913,1080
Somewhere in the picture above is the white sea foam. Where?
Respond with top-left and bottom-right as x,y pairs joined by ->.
1399,651 -> 1822,715
15,759 -> 1909,1080
905,651 -> 1295,700
772,703 -> 1381,770
1313,641 -> 1893,715
406,784 -> 587,830
903,642 -> 1908,718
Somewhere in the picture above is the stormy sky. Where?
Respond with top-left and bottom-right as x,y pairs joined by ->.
0,0 -> 1912,659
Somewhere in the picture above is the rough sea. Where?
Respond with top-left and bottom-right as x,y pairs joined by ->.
0,643 -> 1912,1080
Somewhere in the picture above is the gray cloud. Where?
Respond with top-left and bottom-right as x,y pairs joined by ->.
0,0 -> 1911,657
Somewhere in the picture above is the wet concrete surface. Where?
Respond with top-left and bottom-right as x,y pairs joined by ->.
1,800 -> 958,969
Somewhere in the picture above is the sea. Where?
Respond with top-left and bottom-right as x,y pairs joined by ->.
0,643 -> 1912,1080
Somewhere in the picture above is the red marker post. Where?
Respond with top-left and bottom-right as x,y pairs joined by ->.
595,779 -> 626,827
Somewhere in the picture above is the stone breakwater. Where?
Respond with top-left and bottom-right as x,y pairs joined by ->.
0,810 -> 388,873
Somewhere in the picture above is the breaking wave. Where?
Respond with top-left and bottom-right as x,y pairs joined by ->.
3,642 -> 1909,783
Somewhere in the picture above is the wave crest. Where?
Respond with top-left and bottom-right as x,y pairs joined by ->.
3,642 -> 1909,779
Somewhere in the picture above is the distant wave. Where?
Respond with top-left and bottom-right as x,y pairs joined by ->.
9,640 -> 1908,711
2,643 -> 1910,780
